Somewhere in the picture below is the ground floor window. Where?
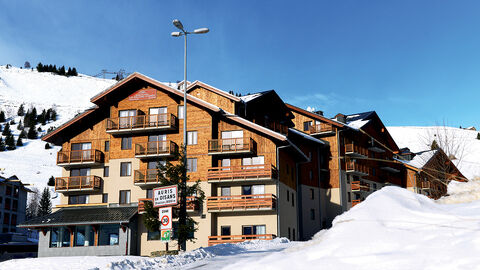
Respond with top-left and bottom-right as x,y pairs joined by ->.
75,225 -> 95,246
147,230 -> 161,241
50,226 -> 71,247
242,225 -> 266,237
98,224 -> 120,246
68,195 -> 88,205
221,226 -> 231,236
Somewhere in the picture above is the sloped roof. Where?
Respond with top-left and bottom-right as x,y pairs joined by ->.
285,103 -> 345,128
186,80 -> 241,102
398,150 -> 437,170
19,206 -> 138,228
288,128 -> 327,145
239,90 -> 272,103
346,111 -> 375,129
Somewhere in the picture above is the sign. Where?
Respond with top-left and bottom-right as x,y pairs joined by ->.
159,207 -> 172,230
161,230 -> 171,242
153,185 -> 178,207
128,88 -> 156,101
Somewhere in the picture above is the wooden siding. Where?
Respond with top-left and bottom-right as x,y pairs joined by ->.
189,86 -> 237,114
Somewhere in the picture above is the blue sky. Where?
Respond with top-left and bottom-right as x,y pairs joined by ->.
1,0 -> 479,127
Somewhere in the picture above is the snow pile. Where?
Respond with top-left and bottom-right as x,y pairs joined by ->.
388,126 -> 480,179
228,187 -> 480,270
437,177 -> 480,204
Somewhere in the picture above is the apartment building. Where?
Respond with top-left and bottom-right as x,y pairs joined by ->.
0,176 -> 29,234
20,73 -> 327,256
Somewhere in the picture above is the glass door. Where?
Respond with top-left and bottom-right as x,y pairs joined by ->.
119,110 -> 137,128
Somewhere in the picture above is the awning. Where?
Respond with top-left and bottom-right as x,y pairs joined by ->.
18,206 -> 138,228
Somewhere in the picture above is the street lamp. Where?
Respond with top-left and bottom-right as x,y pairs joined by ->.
171,19 -> 209,251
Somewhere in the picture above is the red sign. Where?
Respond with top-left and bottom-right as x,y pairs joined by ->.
128,89 -> 156,101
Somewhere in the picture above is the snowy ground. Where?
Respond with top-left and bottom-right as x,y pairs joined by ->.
3,182 -> 480,270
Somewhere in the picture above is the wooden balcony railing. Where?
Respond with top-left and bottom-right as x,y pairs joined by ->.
308,123 -> 334,134
57,149 -> 104,166
345,143 -> 368,157
208,137 -> 255,154
208,234 -> 276,246
206,194 -> 276,212
106,113 -> 177,133
351,199 -> 362,207
138,196 -> 200,213
134,169 -> 162,185
55,176 -> 101,192
265,122 -> 288,135
351,180 -> 370,192
135,141 -> 177,158
346,161 -> 369,176
422,182 -> 431,189
207,165 -> 278,182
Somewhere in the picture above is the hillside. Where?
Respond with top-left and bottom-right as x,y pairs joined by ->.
0,65 -> 115,199
387,126 -> 480,179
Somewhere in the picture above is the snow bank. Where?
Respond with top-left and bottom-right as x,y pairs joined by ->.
228,187 -> 480,270
437,177 -> 480,204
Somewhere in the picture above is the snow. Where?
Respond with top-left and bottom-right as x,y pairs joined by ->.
388,126 -> 480,179
402,149 -> 437,169
346,119 -> 369,129
239,92 -> 263,102
0,66 -> 116,201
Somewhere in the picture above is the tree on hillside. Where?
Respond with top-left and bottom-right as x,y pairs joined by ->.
16,136 -> 23,147
24,61 -> 31,69
26,187 -> 40,220
5,134 -> 15,150
477,133 -> 480,140
58,66 -> 66,76
47,176 -> 55,186
19,130 -> 26,139
38,188 -> 52,217
0,137 -> 5,152
2,123 -> 11,136
0,111 -> 5,122
17,104 -> 25,116
36,63 -> 44,72
45,143 -> 51,149
431,139 -> 439,150
17,120 -> 23,130
27,123 -> 38,139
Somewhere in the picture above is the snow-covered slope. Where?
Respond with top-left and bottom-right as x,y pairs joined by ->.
388,126 -> 480,179
0,65 -> 115,199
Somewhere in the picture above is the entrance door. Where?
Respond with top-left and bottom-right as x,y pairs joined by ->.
148,135 -> 167,154
71,143 -> 92,162
149,107 -> 167,126
119,110 -> 137,128
221,130 -> 244,151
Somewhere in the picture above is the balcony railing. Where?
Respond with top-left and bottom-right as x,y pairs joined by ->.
265,122 -> 288,135
208,137 -> 255,155
57,149 -> 104,166
207,165 -> 278,182
106,113 -> 177,134
346,161 -> 369,176
351,180 -> 370,192
351,199 -> 362,207
134,169 -> 162,186
55,176 -> 102,192
422,182 -> 431,190
208,234 -> 276,246
135,141 -> 177,158
206,194 -> 276,212
308,123 -> 334,134
138,197 -> 200,213
345,143 -> 368,157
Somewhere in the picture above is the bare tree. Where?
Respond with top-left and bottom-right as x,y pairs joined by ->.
26,187 -> 40,220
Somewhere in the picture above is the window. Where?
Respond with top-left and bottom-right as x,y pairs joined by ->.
147,230 -> 161,240
118,110 -> 136,128
187,131 -> 198,145
70,168 -> 90,177
4,198 -> 10,210
291,193 -> 294,207
287,190 -> 289,201
68,195 -> 88,205
242,156 -> 265,169
309,170 -> 313,180
121,137 -> 132,150
303,121 -> 312,132
120,162 -> 132,176
310,209 -> 315,220
373,183 -> 377,189
242,185 -> 264,195
102,193 -> 108,203
11,214 -> 16,225
50,226 -> 71,247
178,105 -> 184,119
221,226 -> 231,236
310,188 -> 314,200
12,200 -> 18,211
98,224 -> 120,246
288,227 -> 291,239
6,186 -> 12,196
293,229 -> 296,241
75,225 -> 95,247
372,168 -> 376,176
119,190 -> 131,204
13,187 -> 19,197
221,187 -> 231,197
242,225 -> 266,236
187,158 -> 197,172
104,141 -> 110,152
348,192 -> 351,203
146,189 -> 153,199
3,213 -> 9,224
103,166 -> 109,177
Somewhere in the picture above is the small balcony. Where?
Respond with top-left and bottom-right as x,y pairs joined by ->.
351,199 -> 362,207
308,123 -> 334,135
138,197 -> 200,214
208,234 -> 276,246
56,149 -> 104,167
351,180 -> 370,192
106,113 -> 177,135
208,137 -> 256,155
346,161 -> 368,176
134,169 -> 162,186
135,141 -> 178,159
55,176 -> 102,193
345,143 -> 368,158
207,165 -> 278,183
206,194 -> 276,212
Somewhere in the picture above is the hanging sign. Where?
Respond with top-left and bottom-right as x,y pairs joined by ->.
153,185 -> 178,207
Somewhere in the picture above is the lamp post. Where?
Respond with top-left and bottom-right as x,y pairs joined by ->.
171,19 -> 209,251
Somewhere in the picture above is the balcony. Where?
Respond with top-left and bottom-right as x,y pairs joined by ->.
55,176 -> 102,193
346,161 -> 368,176
135,141 -> 178,159
138,197 -> 200,214
421,182 -> 431,190
134,169 -> 162,186
206,194 -> 276,212
56,149 -> 104,167
351,180 -> 370,192
265,122 -> 288,135
106,113 -> 177,134
308,123 -> 334,135
208,137 -> 256,155
208,234 -> 276,246
345,143 -> 368,158
207,165 -> 278,183
351,199 -> 362,207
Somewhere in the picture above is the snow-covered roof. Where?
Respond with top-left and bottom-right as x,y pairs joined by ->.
345,111 -> 375,130
288,128 -> 326,145
398,150 -> 437,169
239,92 -> 264,102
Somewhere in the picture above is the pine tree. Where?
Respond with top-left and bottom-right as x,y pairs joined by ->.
24,110 -> 31,127
17,120 -> 23,130
477,133 -> 480,140
31,107 -> 37,123
45,143 -> 51,149
16,136 -> 23,146
38,188 -> 52,217
2,123 -> 10,136
19,130 -> 26,139
0,137 -> 5,152
17,104 -> 25,116
431,139 -> 439,150
47,176 -> 55,186
9,119 -> 15,125
0,111 -> 5,122
59,66 -> 66,76
5,134 -> 15,150
27,123 -> 38,139
50,109 -> 57,121
71,67 -> 78,76
67,67 -> 72,76
36,62 -> 43,72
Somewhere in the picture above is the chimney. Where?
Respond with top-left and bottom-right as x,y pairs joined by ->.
334,113 -> 346,123
314,110 -> 324,116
